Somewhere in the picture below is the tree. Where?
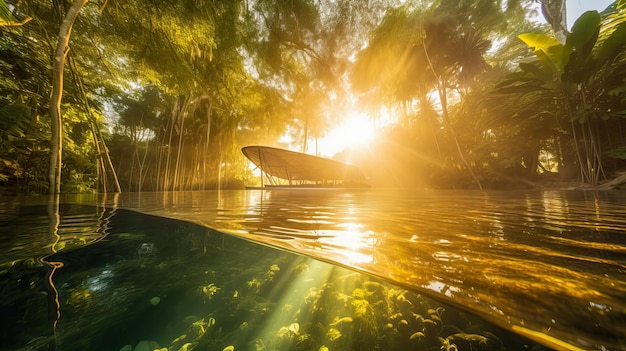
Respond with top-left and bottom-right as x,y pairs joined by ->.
48,0 -> 88,194
250,0 -> 397,154
351,1 -> 521,188
540,0 -> 568,43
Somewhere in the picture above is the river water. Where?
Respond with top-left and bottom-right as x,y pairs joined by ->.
2,189 -> 625,350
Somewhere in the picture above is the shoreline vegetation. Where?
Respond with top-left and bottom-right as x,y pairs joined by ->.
534,172 -> 626,190
491,174 -> 626,191
1,171 -> 625,197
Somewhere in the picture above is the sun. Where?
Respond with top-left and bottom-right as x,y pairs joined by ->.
317,112 -> 375,157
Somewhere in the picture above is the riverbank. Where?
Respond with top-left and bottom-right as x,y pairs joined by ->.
532,171 -> 626,191
2,172 -> 625,196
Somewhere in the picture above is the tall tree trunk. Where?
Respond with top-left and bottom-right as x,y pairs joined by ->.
68,54 -> 121,193
163,98 -> 178,191
136,140 -> 149,192
203,100 -> 212,190
173,96 -> 189,190
48,0 -> 88,193
437,79 -> 483,190
541,0 -> 568,43
156,117 -> 170,190
422,44 -> 483,190
217,149 -> 223,190
302,115 -> 308,153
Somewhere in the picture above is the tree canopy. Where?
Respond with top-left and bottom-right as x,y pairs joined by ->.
1,0 -> 625,194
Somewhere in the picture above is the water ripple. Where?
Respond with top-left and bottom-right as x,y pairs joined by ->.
18,189 -> 624,350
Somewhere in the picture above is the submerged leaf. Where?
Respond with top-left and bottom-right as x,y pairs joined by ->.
288,322 -> 300,334
409,331 -> 425,340
177,343 -> 193,351
447,333 -> 491,349
330,316 -> 353,326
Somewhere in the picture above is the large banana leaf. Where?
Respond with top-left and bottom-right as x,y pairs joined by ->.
564,11 -> 601,83
518,33 -> 565,72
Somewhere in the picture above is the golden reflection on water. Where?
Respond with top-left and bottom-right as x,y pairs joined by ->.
85,189 -> 626,350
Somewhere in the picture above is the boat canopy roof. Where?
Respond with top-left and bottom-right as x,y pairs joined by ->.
241,145 -> 367,184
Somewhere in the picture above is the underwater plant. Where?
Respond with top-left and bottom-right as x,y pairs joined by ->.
107,236 -> 540,351
201,283 -> 221,300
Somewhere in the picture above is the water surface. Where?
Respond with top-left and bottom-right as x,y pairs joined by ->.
2,189 -> 626,350
1,202 -> 545,351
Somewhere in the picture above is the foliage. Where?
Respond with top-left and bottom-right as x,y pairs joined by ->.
0,0 -> 31,27
349,1 -> 536,188
1,0 -> 625,193
491,5 -> 626,185
0,104 -> 33,182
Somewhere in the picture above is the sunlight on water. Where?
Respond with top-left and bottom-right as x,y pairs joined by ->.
3,204 -> 550,351
90,189 -> 626,350
2,190 -> 626,350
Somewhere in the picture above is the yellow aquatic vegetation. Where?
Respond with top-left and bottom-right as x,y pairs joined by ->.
276,322 -> 300,341
191,319 -> 207,336
351,297 -> 370,318
326,327 -> 342,341
265,264 -> 280,281
201,283 -> 220,299
247,278 -> 261,291
329,316 -> 353,327
410,331 -> 425,340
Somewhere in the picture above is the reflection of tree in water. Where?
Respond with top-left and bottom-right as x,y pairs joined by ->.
0,198 -> 116,350
40,195 -> 64,351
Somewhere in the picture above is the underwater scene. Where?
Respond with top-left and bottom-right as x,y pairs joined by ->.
1,203 -> 551,351
102,190 -> 626,351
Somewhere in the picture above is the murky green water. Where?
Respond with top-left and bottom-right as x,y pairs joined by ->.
1,190 -> 625,350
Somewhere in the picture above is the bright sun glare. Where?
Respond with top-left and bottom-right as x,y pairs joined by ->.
318,112 -> 375,157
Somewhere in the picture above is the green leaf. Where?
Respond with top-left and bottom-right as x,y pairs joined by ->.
0,0 -> 14,23
608,84 -> 626,96
606,145 -> 626,160
534,48 -> 563,76
519,33 -> 565,70
519,62 -> 553,84
493,80 -> 550,94
519,33 -> 562,51
567,11 -> 601,55
597,21 -> 626,61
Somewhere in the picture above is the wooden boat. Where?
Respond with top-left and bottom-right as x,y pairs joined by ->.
241,145 -> 370,189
